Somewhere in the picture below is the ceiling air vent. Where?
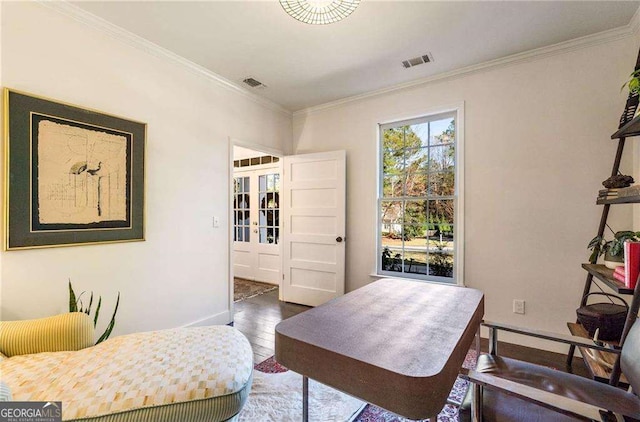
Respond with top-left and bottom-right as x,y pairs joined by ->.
402,53 -> 433,69
243,77 -> 267,88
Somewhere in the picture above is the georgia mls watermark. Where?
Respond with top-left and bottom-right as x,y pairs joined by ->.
0,402 -> 61,422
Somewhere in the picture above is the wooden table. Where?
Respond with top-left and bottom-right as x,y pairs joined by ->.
275,278 -> 484,420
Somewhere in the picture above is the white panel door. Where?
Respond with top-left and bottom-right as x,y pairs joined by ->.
282,150 -> 346,306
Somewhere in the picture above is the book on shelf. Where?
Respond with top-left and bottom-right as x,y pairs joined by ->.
598,189 -> 619,199
614,266 -> 626,277
614,271 -> 626,283
618,185 -> 640,198
624,241 -> 640,290
598,196 -> 619,202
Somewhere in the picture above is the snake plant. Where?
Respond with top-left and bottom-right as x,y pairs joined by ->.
68,280 -> 120,344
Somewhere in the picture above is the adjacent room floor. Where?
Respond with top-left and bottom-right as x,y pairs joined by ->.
234,278 -> 278,303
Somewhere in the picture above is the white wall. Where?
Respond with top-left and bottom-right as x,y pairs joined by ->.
0,2 -> 291,336
0,0 -> 3,313
293,35 -> 637,350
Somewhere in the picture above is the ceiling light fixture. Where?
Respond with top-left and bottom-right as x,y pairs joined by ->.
279,0 -> 360,25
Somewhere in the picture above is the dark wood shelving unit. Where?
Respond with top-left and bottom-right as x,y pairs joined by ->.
611,112 -> 640,139
566,122 -> 640,387
596,194 -> 640,205
581,264 -> 634,294
567,322 -> 627,385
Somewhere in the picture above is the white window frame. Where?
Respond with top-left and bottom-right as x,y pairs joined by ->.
376,105 -> 465,285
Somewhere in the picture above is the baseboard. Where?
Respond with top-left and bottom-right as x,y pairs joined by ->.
181,309 -> 232,327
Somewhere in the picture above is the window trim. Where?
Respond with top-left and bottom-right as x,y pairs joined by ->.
375,104 -> 465,285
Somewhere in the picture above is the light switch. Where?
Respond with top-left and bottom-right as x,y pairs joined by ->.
213,216 -> 220,228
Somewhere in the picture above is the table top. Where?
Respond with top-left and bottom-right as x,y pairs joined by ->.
275,278 -> 484,419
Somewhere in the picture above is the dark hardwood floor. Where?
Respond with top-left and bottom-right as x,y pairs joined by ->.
233,288 -> 591,379
232,288 -> 309,363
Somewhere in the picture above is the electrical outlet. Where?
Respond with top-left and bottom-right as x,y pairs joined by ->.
513,299 -> 525,315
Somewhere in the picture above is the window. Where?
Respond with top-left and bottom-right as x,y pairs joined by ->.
258,173 -> 280,244
233,176 -> 250,242
378,112 -> 458,283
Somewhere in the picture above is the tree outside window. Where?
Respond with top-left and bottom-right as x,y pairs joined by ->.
379,114 -> 456,281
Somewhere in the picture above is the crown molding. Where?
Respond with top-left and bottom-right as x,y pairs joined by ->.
38,1 -> 292,117
35,1 -> 640,119
630,4 -> 640,35
294,16 -> 639,116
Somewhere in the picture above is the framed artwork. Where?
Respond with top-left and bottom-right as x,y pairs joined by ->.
3,88 -> 146,250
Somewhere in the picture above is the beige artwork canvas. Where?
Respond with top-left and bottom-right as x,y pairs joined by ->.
37,119 -> 128,225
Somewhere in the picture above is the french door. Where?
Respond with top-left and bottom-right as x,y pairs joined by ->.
233,165 -> 281,284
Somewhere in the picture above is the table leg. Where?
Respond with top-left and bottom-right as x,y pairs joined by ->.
471,382 -> 483,422
489,326 -> 498,356
475,326 -> 481,360
303,376 -> 309,422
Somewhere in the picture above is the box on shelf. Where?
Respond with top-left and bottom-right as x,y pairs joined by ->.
624,241 -> 640,290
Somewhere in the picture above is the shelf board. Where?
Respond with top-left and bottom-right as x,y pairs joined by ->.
567,322 -> 627,385
612,113 -> 640,139
582,263 -> 634,294
596,194 -> 640,205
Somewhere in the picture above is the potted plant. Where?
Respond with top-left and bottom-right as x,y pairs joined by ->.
588,230 -> 640,269
622,70 -> 640,94
381,247 -> 401,272
68,280 -> 120,344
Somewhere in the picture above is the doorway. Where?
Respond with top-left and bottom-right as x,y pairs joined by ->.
232,145 -> 282,302
229,144 -> 347,307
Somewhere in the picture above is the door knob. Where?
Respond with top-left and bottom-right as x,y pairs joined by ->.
336,236 -> 344,243
254,229 -> 258,233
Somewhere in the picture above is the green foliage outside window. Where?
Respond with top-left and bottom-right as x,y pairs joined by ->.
380,117 -> 456,278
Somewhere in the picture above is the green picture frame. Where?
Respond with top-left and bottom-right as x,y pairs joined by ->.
3,89 -> 146,250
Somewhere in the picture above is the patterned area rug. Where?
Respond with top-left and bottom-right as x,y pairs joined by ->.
239,370 -> 364,421
234,278 -> 278,302
253,350 -> 478,422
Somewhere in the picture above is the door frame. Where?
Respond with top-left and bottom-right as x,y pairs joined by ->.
228,137 -> 285,314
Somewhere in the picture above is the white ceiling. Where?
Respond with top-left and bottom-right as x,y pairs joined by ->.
72,1 -> 640,112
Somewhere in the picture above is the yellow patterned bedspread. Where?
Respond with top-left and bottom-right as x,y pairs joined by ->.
1,326 -> 253,421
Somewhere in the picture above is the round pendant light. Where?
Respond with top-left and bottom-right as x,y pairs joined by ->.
279,0 -> 360,25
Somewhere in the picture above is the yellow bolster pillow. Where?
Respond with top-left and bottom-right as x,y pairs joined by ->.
0,312 -> 95,357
